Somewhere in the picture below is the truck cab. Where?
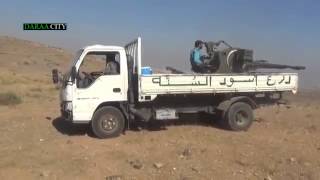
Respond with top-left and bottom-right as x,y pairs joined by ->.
59,45 -> 129,123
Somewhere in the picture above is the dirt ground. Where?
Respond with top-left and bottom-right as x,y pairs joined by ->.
0,36 -> 320,180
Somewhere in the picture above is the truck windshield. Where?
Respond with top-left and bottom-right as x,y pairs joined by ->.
70,49 -> 83,69
63,49 -> 83,86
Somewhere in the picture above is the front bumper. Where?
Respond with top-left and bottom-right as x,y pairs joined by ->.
60,101 -> 72,121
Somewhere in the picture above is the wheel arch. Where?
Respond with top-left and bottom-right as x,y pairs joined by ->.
216,96 -> 257,112
93,101 -> 129,122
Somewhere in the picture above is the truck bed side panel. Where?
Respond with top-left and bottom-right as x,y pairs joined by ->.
139,73 -> 298,96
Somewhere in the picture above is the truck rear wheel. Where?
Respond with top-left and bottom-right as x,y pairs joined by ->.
223,102 -> 254,131
91,106 -> 125,138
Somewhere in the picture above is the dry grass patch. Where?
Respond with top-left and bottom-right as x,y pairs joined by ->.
0,92 -> 22,105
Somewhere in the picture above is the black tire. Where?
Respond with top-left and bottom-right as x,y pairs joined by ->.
91,106 -> 125,138
223,102 -> 254,131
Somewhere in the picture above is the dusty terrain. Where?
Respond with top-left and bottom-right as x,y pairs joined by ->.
0,36 -> 319,180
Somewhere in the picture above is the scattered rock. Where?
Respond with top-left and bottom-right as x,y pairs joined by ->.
39,138 -> 45,142
289,157 -> 296,163
303,162 -> 311,166
45,116 -> 52,120
81,145 -> 89,149
191,166 -> 200,173
105,175 -> 123,180
129,160 -> 143,169
181,147 -> 192,158
180,177 -> 192,180
200,148 -> 207,153
255,117 -> 265,123
235,159 -> 248,167
40,170 -> 50,177
23,61 -> 30,65
153,162 -> 164,169
264,175 -> 272,180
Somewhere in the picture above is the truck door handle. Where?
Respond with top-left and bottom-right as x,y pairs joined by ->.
113,88 -> 121,93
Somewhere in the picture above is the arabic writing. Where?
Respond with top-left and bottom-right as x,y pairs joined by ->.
152,76 -> 209,86
219,76 -> 256,87
151,75 -> 292,87
267,75 -> 291,86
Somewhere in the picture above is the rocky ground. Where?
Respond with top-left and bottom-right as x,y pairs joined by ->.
0,36 -> 319,180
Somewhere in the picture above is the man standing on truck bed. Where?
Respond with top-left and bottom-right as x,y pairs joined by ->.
190,40 -> 208,73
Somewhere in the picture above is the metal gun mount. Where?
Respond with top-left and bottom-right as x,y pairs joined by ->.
205,40 -> 232,51
199,40 -> 306,73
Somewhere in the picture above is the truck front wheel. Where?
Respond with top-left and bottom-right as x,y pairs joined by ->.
91,106 -> 125,138
223,102 -> 254,131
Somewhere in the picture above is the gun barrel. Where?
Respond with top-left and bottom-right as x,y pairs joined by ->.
244,62 -> 306,70
165,66 -> 185,74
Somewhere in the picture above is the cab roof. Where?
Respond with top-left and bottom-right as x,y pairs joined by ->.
82,44 -> 124,51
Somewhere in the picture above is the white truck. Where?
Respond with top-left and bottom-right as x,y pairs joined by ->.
52,37 -> 299,138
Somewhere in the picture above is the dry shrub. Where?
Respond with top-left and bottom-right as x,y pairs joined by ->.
0,92 -> 22,105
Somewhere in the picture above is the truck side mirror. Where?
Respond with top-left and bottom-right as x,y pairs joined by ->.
52,69 -> 59,84
71,66 -> 77,83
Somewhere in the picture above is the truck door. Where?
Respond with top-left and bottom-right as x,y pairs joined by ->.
73,50 -> 127,121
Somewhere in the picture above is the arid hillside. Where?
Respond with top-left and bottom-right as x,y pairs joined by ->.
0,36 -> 319,180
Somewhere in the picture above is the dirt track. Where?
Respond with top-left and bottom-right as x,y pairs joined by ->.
0,36 -> 320,180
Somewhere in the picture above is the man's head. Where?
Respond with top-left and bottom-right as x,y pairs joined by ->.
106,54 -> 116,63
194,40 -> 203,49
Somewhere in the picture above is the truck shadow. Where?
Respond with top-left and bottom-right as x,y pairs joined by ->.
52,113 -> 224,137
52,117 -> 94,137
130,113 -> 223,131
